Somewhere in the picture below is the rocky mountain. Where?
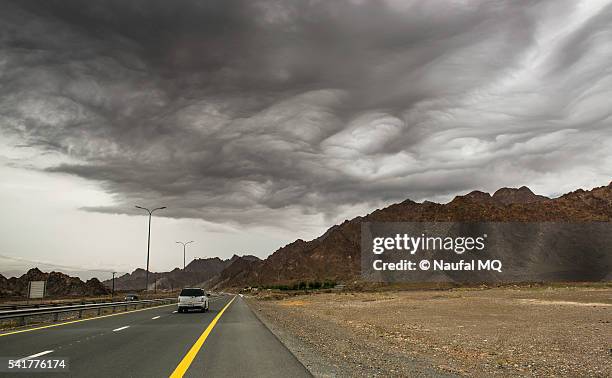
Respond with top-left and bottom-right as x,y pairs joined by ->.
209,255 -> 262,288
0,268 -> 110,298
215,182 -> 612,288
104,256 -> 252,291
491,186 -> 548,205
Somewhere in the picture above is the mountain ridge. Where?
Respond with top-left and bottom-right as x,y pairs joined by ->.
211,182 -> 612,288
102,255 -> 261,291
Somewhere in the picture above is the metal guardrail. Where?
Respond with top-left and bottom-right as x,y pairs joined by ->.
0,298 -> 177,327
0,299 -> 118,311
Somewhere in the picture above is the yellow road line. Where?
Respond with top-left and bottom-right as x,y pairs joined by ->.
0,303 -> 175,337
170,296 -> 236,378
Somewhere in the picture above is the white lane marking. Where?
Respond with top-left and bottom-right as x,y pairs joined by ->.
112,326 -> 130,332
151,316 -> 160,320
19,350 -> 54,361
172,311 -> 177,313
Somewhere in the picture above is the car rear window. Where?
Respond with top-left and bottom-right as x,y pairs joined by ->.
180,288 -> 204,296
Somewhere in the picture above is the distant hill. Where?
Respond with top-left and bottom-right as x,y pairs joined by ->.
208,255 -> 262,288
0,268 -> 110,298
213,183 -> 612,288
103,255 -> 259,291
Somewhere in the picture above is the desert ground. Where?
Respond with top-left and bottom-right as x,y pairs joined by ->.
249,285 -> 611,377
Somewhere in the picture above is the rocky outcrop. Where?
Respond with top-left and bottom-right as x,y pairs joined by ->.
491,186 -> 548,205
0,268 -> 110,298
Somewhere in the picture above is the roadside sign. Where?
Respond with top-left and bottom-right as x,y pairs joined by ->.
28,281 -> 46,299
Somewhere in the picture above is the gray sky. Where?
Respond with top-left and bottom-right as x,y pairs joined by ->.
1,0 -> 611,279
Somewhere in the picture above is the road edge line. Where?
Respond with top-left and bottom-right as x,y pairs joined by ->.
169,295 -> 236,378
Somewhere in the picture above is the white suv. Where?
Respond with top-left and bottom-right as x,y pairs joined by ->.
178,288 -> 209,313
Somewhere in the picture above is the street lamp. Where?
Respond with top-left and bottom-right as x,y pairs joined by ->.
176,241 -> 194,270
111,272 -> 116,299
135,205 -> 166,293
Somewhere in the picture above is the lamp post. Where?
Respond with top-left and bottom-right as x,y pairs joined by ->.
135,205 -> 166,293
176,241 -> 194,270
111,272 -> 116,299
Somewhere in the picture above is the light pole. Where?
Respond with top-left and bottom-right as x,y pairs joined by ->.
176,241 -> 194,270
135,205 -> 166,293
111,272 -> 116,298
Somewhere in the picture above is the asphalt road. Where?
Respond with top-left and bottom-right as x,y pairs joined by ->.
0,295 -> 311,378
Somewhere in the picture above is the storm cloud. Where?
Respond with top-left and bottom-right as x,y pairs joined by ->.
1,0 -> 611,228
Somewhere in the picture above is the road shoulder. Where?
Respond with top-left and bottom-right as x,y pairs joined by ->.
248,295 -> 458,378
246,297 -> 342,378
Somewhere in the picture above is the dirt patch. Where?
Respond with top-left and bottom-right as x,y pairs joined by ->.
250,286 -> 611,377
516,298 -> 610,306
279,300 -> 307,307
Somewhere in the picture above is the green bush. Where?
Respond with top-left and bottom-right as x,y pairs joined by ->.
260,280 -> 338,291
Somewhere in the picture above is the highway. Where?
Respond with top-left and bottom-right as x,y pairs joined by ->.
0,295 -> 311,377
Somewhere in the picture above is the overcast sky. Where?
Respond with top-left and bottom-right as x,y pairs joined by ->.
1,0 -> 611,278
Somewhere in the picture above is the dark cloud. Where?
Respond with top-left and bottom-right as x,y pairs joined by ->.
1,0 -> 611,227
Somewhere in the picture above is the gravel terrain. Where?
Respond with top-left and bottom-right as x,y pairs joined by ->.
249,286 -> 611,377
